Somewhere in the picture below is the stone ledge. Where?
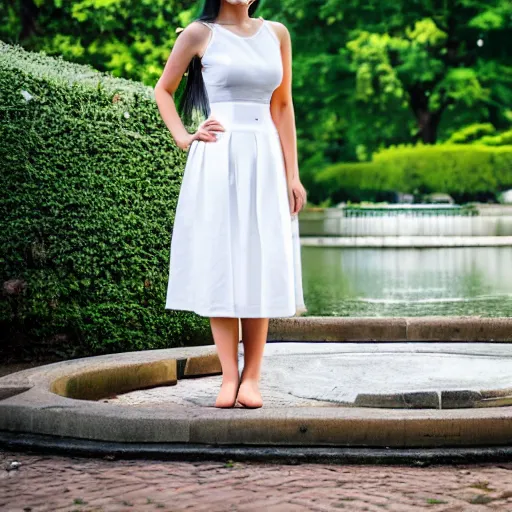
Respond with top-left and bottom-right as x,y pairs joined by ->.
268,317 -> 407,341
1,395 -> 512,447
405,317 -> 512,341
0,342 -> 512,448
300,236 -> 512,247
0,385 -> 32,401
354,392 -> 440,409
51,360 -> 178,400
3,430 -> 512,464
267,316 -> 512,342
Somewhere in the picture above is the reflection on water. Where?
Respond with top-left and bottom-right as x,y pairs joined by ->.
301,246 -> 512,317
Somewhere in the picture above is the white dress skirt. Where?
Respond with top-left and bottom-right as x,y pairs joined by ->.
165,17 -> 307,318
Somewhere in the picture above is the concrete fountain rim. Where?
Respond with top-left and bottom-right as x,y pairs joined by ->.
1,317 -> 512,453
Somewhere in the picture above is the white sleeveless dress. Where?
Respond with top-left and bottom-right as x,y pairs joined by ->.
165,16 -> 307,318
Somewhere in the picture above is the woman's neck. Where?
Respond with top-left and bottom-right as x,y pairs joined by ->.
216,2 -> 252,25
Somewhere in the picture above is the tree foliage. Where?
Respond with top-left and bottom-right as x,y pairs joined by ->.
0,0 -> 197,84
1,0 -> 511,191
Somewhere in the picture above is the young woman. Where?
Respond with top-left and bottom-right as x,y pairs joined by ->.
154,0 -> 307,409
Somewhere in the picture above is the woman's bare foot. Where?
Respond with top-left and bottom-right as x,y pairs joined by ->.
236,377 -> 263,408
215,376 -> 240,408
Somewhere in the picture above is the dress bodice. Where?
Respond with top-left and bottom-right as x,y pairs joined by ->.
197,17 -> 283,105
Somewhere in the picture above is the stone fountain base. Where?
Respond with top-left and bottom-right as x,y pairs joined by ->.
1,318 -> 512,455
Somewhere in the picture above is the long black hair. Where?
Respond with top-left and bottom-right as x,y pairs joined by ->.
178,0 -> 261,125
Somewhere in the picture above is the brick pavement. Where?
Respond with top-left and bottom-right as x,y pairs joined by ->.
2,449 -> 512,511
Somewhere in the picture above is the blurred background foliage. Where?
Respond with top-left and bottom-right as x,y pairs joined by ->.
1,0 -> 511,201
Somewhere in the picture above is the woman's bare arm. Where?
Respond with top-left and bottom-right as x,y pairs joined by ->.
268,21 -> 307,214
154,22 -> 224,150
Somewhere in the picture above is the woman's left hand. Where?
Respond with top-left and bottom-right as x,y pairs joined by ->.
287,177 -> 307,215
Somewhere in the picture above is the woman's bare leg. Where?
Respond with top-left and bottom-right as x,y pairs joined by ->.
209,317 -> 240,407
237,317 -> 269,408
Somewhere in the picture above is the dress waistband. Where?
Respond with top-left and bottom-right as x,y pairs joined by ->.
208,101 -> 278,134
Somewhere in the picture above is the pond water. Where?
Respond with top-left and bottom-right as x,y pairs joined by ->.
301,246 -> 512,317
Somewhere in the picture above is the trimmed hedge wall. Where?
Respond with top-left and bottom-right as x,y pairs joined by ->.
0,42 -> 212,360
315,144 -> 512,203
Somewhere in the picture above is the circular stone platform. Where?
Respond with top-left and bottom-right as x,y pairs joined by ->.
104,343 -> 512,410
1,336 -> 512,450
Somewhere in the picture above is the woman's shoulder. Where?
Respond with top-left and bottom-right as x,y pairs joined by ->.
179,19 -> 214,37
177,20 -> 213,45
263,19 -> 289,42
264,19 -> 286,29
190,19 -> 215,30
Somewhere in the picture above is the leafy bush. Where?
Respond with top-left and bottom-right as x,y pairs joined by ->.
446,123 -> 512,146
477,129 -> 512,146
0,42 -> 212,360
446,123 -> 496,144
315,143 -> 512,203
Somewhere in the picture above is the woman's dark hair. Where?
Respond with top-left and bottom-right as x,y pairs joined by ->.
178,0 -> 261,125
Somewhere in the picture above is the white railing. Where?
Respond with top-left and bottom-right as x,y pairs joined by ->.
299,205 -> 512,237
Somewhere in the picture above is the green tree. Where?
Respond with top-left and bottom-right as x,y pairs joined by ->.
2,0 -> 511,190
0,0 -> 197,84
274,0 -> 511,170
343,0 -> 511,145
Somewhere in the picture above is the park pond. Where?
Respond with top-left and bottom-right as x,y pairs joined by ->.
301,245 -> 512,317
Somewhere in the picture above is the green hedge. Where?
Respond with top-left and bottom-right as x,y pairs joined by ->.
0,42 -> 212,360
478,130 -> 512,147
446,124 -> 512,146
315,144 -> 512,203
446,123 -> 496,144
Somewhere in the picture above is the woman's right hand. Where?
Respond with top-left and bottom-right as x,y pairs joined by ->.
177,116 -> 226,150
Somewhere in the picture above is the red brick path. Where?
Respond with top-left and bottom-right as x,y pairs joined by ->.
1,449 -> 512,511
